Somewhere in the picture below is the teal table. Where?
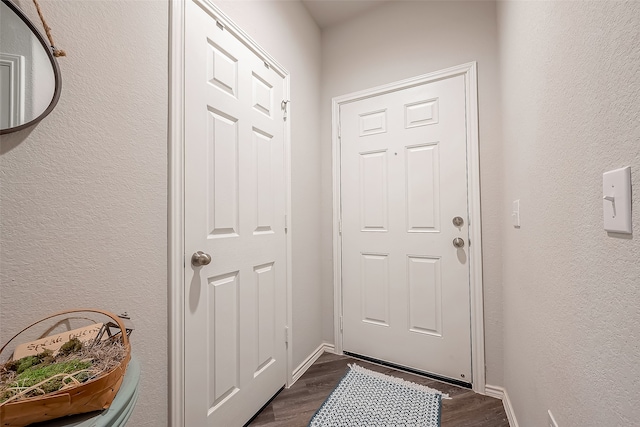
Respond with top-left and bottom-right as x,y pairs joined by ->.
33,356 -> 141,427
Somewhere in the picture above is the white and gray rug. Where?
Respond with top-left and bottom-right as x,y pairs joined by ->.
308,364 -> 448,427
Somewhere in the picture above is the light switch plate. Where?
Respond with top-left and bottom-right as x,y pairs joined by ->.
603,166 -> 632,234
512,199 -> 520,228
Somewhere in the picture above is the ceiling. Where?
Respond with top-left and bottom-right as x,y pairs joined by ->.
301,0 -> 391,29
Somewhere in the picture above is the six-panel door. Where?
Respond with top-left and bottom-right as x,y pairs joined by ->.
341,74 -> 472,382
184,1 -> 287,425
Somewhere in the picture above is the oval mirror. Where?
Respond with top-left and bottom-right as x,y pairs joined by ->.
0,0 -> 61,134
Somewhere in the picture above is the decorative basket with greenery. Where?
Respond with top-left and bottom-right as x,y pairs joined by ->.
0,309 -> 131,427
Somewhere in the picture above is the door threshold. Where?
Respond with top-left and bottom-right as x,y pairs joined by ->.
243,386 -> 285,427
343,351 -> 472,389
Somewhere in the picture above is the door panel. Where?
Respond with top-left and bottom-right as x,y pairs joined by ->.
207,109 -> 239,237
209,272 -> 240,408
185,1 -> 287,425
341,74 -> 471,382
361,252 -> 390,326
360,150 -> 388,231
406,143 -> 439,232
407,255 -> 441,336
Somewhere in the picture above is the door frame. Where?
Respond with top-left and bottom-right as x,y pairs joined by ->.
169,1 -> 293,425
331,62 -> 485,393
0,53 -> 25,129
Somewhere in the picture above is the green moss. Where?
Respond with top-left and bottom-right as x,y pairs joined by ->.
59,338 -> 83,356
37,349 -> 55,365
12,359 -> 92,389
7,349 -> 55,374
40,377 -> 64,394
15,356 -> 40,374
0,345 -> 98,403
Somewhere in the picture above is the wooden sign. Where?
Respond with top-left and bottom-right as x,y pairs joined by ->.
13,323 -> 104,360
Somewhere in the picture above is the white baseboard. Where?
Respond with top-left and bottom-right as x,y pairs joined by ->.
291,342 -> 334,385
484,384 -> 504,400
485,385 -> 519,427
502,387 -> 519,427
322,343 -> 336,354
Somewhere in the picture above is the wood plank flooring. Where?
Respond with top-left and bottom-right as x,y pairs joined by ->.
248,353 -> 509,427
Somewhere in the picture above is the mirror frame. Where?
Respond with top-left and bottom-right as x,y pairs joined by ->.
0,0 -> 61,135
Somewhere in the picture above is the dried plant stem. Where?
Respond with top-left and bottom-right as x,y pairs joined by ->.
2,369 -> 97,404
0,340 -> 126,404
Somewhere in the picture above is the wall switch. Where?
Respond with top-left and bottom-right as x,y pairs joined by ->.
603,166 -> 632,234
512,199 -> 520,228
548,410 -> 559,427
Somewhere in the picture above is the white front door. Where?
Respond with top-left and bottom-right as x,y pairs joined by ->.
340,73 -> 472,383
184,1 -> 288,425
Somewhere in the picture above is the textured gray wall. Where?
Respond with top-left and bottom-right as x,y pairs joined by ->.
0,1 -> 168,426
497,1 -> 640,425
1,3 -> 323,427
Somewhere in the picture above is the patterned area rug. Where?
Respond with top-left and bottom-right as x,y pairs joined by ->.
308,364 -> 448,427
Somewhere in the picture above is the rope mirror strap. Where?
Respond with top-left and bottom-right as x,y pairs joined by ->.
31,0 -> 66,57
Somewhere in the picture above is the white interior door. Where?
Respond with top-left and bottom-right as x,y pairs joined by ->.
340,73 -> 472,383
184,1 -> 287,425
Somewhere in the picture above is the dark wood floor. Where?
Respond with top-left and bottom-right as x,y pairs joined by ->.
248,353 -> 509,427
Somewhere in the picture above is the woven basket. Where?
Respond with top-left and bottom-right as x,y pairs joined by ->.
0,309 -> 131,427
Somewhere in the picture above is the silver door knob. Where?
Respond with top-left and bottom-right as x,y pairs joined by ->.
453,238 -> 465,249
191,251 -> 212,266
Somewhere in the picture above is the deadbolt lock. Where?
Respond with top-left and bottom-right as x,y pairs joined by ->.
452,216 -> 464,227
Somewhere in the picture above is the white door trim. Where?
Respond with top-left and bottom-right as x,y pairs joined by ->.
331,62 -> 485,393
0,53 -> 25,128
169,1 -> 293,425
168,1 -> 185,425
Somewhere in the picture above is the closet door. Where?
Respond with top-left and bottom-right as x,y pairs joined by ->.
184,1 -> 288,425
